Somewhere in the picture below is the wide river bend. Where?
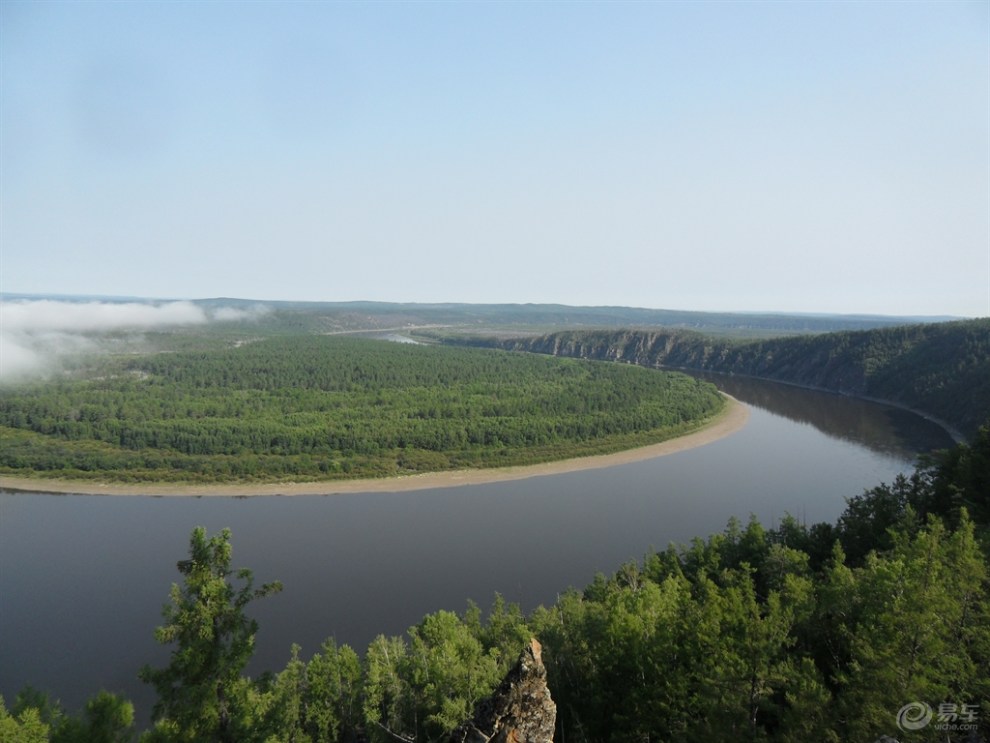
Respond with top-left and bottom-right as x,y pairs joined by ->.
0,374 -> 955,720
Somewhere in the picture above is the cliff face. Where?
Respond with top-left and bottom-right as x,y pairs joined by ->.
450,639 -> 556,743
459,319 -> 990,440
504,330 -> 873,393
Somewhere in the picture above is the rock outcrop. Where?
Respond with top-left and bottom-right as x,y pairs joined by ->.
449,638 -> 556,743
467,320 -> 990,440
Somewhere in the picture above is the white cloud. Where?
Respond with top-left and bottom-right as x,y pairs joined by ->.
0,332 -> 50,380
1,300 -> 207,333
0,300 -> 210,383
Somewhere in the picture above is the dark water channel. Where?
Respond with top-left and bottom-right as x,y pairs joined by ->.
0,375 -> 955,720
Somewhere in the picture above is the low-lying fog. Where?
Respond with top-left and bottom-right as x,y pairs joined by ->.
0,299 -> 265,382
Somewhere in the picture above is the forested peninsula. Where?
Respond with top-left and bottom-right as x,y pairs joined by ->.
4,428 -> 988,742
3,300 -> 985,488
443,318 -> 990,439
0,337 -> 725,486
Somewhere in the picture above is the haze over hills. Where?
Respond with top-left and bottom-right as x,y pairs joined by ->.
0,293 -> 965,337
2,293 -> 985,440
3,3 -> 987,739
2,293 -> 989,742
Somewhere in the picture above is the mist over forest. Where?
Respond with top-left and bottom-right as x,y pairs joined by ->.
1,293 -> 988,742
0,294 -> 963,382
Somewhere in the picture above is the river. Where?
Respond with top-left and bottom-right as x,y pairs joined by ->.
0,374 -> 955,721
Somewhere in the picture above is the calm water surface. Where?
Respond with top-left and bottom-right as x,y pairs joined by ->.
0,376 -> 954,719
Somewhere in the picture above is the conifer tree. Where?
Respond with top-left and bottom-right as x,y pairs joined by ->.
139,527 -> 282,743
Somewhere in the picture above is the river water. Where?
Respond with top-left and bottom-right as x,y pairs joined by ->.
0,375 -> 955,720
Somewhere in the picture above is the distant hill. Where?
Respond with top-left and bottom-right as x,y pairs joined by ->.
193,299 -> 962,336
2,293 -> 960,336
6,293 -> 980,434
446,318 -> 990,440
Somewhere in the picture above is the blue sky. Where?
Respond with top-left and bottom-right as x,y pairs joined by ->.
2,1 -> 988,316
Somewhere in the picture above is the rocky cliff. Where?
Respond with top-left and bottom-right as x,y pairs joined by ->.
448,319 -> 990,440
449,639 -> 556,743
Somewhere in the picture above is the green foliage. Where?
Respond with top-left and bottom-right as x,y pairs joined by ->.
51,691 -> 134,743
0,337 -> 724,484
360,606 -> 510,743
531,511 -> 989,742
404,610 -> 501,735
832,513 -> 990,740
138,527 -> 282,743
249,640 -> 363,743
362,635 -> 410,742
834,425 -> 990,565
13,428 -> 990,742
302,639 -> 363,743
528,428 -> 990,742
470,318 -> 990,438
0,696 -> 50,743
0,689 -> 134,743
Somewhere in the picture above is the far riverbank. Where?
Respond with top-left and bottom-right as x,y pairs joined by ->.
0,396 -> 748,497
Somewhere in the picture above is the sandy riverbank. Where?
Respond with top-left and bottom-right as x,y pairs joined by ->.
0,396 -> 749,497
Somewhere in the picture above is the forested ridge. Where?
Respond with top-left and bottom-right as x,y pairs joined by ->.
443,317 -> 990,439
3,428 -> 988,742
167,298 -> 961,336
0,336 -> 723,484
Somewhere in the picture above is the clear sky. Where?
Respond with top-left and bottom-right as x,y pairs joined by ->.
1,1 -> 988,316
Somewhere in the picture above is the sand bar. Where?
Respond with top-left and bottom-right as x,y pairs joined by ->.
0,396 -> 748,497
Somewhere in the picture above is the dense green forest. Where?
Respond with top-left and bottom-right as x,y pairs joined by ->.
443,318 -> 990,439
3,428 -> 988,742
0,337 -> 724,484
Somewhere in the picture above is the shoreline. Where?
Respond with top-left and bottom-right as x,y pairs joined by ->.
0,396 -> 749,497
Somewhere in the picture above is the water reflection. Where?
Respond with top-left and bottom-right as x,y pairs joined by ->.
693,372 -> 956,460
0,377 -> 956,722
